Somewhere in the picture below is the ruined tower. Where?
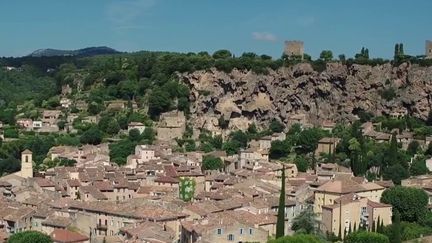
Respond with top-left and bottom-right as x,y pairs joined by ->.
426,40 -> 432,58
20,149 -> 33,178
284,41 -> 304,59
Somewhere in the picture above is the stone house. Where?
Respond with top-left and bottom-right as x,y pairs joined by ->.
156,111 -> 186,142
126,145 -> 160,169
315,137 -> 340,156
42,110 -> 62,126
16,118 -> 33,130
60,98 -> 72,109
69,200 -> 188,239
321,193 -> 392,239
33,120 -> 43,129
321,120 -> 336,132
314,177 -> 385,218
181,212 -> 270,243
75,100 -> 88,112
396,132 -> 414,150
0,200 -> 35,234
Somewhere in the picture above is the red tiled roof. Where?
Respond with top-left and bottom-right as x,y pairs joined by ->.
50,229 -> 89,243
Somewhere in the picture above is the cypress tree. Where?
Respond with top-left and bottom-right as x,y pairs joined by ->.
338,224 -> 342,240
276,165 -> 286,238
371,220 -> 376,232
353,222 -> 357,232
348,222 -> 352,235
393,210 -> 402,243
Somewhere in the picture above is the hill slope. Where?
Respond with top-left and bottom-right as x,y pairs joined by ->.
29,46 -> 120,57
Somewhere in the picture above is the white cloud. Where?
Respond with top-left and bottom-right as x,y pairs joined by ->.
106,0 -> 156,27
252,32 -> 277,42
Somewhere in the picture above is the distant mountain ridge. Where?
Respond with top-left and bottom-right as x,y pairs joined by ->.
29,46 -> 120,57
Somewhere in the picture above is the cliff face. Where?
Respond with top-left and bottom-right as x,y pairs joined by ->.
180,62 -> 432,130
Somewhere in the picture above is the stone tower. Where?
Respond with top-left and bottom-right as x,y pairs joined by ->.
20,149 -> 33,178
284,41 -> 304,59
426,40 -> 432,58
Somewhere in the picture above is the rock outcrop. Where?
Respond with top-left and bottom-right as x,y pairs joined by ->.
180,63 -> 432,130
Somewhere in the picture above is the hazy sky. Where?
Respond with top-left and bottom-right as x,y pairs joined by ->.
1,0 -> 431,58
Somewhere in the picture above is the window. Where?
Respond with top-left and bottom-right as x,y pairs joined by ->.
217,228 -> 222,235
227,234 -> 234,241
240,228 -> 243,234
249,228 -> 253,235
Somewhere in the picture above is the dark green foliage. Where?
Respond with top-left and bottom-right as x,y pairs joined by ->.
141,127 -> 156,144
291,208 -> 317,234
80,126 -> 103,145
58,158 -> 77,167
391,210 -> 402,243
212,50 -> 232,59
344,231 -> 389,243
383,222 -> 432,242
270,119 -> 285,133
295,128 -> 325,154
128,129 -> 141,142
202,155 -> 223,170
381,186 -> 428,222
8,230 -> 52,243
294,155 -> 309,172
148,88 -> 171,118
379,87 -> 397,101
109,139 -> 136,165
382,164 -> 409,185
410,155 -> 429,176
222,140 -> 241,155
269,140 -> 291,159
407,140 -> 420,155
320,50 -> 333,61
268,234 -> 322,243
276,166 -> 285,238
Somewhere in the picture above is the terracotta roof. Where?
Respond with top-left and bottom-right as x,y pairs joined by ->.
154,176 -> 179,184
50,229 -> 89,243
316,178 -> 364,194
34,177 -> 55,188
22,149 -> 33,154
367,200 -> 392,208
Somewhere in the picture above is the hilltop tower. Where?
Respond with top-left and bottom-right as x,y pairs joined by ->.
426,40 -> 432,58
20,149 -> 33,178
284,41 -> 304,59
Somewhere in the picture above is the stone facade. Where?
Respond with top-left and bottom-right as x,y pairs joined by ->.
284,40 -> 304,59
426,40 -> 432,58
157,111 -> 186,142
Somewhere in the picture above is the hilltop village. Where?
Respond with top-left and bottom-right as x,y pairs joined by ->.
0,41 -> 432,242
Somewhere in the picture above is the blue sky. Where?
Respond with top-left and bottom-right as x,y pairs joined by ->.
1,0 -> 431,58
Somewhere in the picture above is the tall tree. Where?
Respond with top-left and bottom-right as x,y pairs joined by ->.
392,210 -> 402,243
276,165 -> 286,238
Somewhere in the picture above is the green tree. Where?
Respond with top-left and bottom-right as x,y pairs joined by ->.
344,231 -> 389,243
80,126 -> 103,145
296,128 -> 323,154
268,234 -> 321,243
410,156 -> 429,176
8,231 -> 52,243
320,50 -> 333,61
382,164 -> 409,185
391,210 -> 402,243
276,165 -> 286,238
270,140 -> 290,159
407,140 -> 420,155
106,119 -> 120,135
128,129 -> 141,142
148,89 -> 171,118
109,139 -> 136,165
291,208 -> 317,234
270,119 -> 285,133
141,127 -> 156,144
381,186 -> 428,222
294,155 -> 309,172
202,155 -> 223,170
212,49 -> 232,59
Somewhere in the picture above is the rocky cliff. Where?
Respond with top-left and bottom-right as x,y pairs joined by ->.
180,62 -> 432,130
